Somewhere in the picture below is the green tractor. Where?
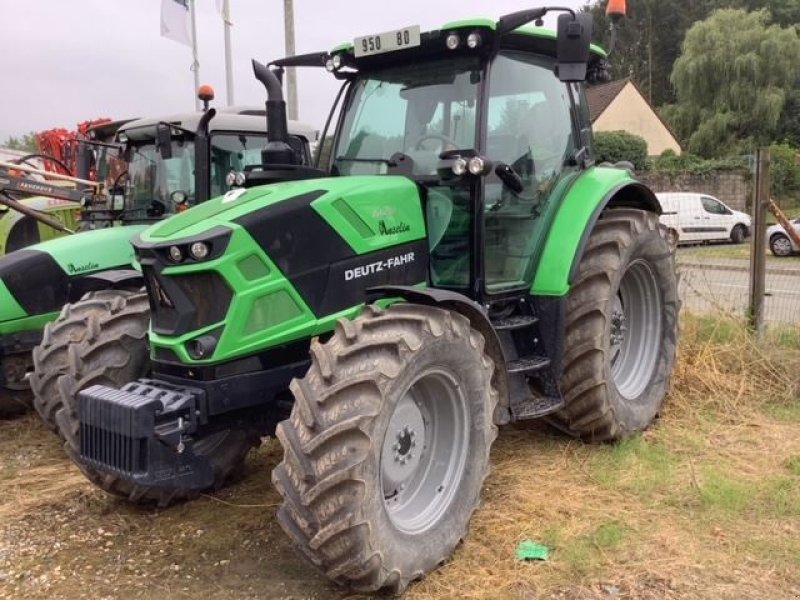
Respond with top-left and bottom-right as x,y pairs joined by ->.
58,6 -> 676,593
0,103 -> 316,414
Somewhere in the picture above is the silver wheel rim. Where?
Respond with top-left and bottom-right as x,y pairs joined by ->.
610,259 -> 662,400
381,369 -> 469,534
773,236 -> 792,256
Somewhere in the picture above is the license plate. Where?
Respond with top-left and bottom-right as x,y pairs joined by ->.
354,25 -> 421,58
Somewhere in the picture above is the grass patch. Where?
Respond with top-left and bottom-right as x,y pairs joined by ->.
588,436 -> 678,496
555,520 -> 632,576
697,468 -> 752,514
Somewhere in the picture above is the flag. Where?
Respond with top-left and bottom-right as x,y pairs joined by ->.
161,0 -> 192,47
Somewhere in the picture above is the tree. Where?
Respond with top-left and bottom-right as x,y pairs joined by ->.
593,131 -> 649,170
582,0 -> 800,109
1,132 -> 38,153
663,9 -> 800,157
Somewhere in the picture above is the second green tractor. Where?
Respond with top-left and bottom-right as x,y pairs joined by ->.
39,6 -> 678,594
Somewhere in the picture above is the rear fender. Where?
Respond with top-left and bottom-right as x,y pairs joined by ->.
532,167 -> 661,297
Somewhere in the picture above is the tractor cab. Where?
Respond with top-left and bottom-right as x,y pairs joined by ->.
268,9 -> 609,303
96,98 -> 317,224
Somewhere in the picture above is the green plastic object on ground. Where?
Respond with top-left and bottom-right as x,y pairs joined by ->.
516,540 -> 550,561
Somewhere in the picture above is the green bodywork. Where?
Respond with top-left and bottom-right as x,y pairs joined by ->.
0,197 -> 81,256
0,225 -> 147,337
139,167 -> 643,366
142,176 -> 426,364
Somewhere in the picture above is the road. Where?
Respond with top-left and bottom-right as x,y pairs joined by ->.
677,258 -> 800,325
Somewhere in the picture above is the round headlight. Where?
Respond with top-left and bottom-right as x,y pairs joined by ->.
445,33 -> 460,50
452,157 -> 468,176
234,171 -> 246,186
168,245 -> 183,263
189,242 -> 210,260
468,156 -> 486,176
332,54 -> 342,69
225,171 -> 237,187
325,58 -> 335,72
466,32 -> 482,49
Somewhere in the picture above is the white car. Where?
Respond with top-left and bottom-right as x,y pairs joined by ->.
656,192 -> 751,245
767,218 -> 800,256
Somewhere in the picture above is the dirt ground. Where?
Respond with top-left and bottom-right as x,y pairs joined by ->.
1,317 -> 800,599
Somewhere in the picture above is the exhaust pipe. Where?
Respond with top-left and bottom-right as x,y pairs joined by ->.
251,59 -> 295,165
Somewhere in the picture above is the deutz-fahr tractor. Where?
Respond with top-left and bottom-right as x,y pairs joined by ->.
62,5 -> 677,593
0,100 -> 316,415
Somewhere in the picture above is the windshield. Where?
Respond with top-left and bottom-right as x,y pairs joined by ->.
333,57 -> 481,176
123,132 -> 281,217
126,139 -> 195,215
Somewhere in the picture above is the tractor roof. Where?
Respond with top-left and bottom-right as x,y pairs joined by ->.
118,107 -> 318,142
329,18 -> 607,59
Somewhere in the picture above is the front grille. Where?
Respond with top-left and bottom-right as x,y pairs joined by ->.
142,265 -> 233,336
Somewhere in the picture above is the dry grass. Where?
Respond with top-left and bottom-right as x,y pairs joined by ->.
1,314 -> 799,599
406,314 -> 800,599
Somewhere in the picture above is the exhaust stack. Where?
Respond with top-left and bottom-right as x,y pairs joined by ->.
251,59 -> 296,165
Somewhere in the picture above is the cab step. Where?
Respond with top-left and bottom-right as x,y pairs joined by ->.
510,394 -> 565,420
507,356 -> 550,374
492,315 -> 538,331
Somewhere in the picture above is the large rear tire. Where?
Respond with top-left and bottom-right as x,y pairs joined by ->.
552,209 -> 679,442
37,290 -> 258,506
272,304 -> 498,593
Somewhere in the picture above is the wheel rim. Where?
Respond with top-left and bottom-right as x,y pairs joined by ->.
609,259 -> 663,400
381,369 -> 469,534
773,236 -> 792,256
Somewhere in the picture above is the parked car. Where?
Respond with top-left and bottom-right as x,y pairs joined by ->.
767,218 -> 800,256
656,192 -> 751,245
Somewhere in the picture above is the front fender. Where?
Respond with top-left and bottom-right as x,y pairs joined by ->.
531,167 -> 661,297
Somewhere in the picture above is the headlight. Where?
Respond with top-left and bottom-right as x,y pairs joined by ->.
468,156 -> 487,176
466,32 -> 482,48
452,157 -> 468,176
445,33 -> 460,50
189,242 -> 210,260
168,245 -> 183,263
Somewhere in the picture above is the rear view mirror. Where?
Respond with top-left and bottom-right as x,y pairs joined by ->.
556,13 -> 593,82
156,123 -> 173,160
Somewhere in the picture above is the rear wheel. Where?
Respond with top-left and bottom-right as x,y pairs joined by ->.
730,224 -> 746,244
770,233 -> 793,257
552,209 -> 679,441
272,304 -> 498,593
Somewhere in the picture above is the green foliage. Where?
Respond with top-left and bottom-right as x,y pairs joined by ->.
593,130 -> 648,170
769,143 -> 800,199
651,150 -> 749,175
667,9 -> 800,157
1,132 -> 38,153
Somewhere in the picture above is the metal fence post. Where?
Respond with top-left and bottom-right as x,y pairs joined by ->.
747,148 -> 770,334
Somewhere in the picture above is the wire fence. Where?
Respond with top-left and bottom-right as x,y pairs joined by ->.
667,152 -> 800,331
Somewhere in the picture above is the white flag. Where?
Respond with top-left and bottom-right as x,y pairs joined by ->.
161,0 -> 192,47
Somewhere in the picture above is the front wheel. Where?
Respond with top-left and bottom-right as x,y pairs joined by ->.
552,209 -> 679,442
272,304 -> 498,594
770,233 -> 793,257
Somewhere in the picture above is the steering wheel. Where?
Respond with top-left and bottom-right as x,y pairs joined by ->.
413,133 -> 458,152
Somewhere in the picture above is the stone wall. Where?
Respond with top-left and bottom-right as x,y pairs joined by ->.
636,171 -> 751,212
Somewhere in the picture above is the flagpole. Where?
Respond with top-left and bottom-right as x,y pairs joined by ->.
189,0 -> 201,110
283,0 -> 298,120
223,0 -> 234,106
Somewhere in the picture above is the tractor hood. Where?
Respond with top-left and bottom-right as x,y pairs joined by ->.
0,226 -> 146,329
133,176 -> 429,365
140,176 -> 424,253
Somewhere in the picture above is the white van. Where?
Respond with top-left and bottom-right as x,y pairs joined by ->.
656,192 -> 751,245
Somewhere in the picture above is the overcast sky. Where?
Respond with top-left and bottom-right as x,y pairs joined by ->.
0,0 -> 588,141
